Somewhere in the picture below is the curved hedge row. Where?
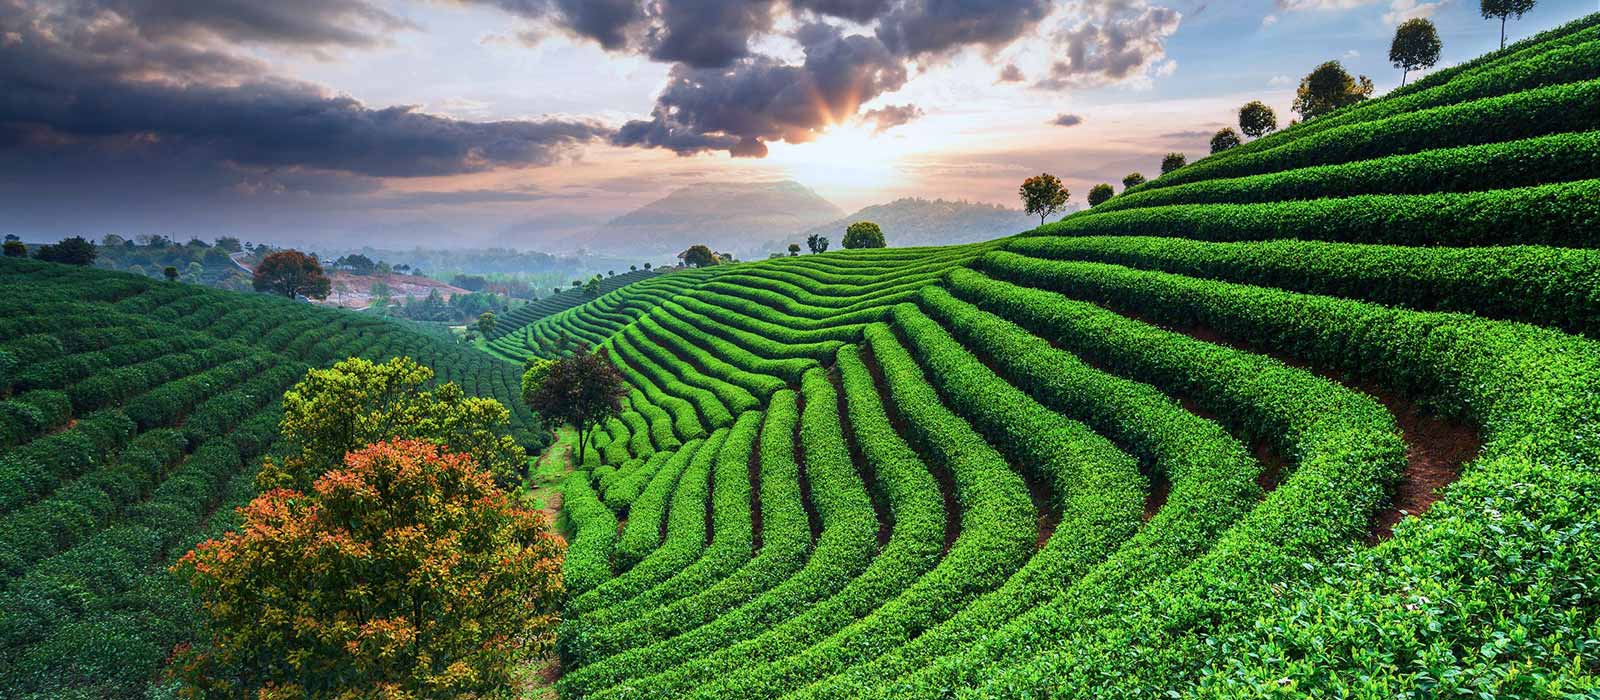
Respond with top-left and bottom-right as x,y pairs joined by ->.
562,471 -> 620,595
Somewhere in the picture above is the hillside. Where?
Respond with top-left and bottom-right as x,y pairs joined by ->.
0,259 -> 544,698
481,15 -> 1600,699
563,181 -> 844,258
793,197 -> 1040,249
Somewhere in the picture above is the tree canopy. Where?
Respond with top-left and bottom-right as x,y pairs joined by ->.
842,221 -> 887,249
1161,152 -> 1188,174
1390,18 -> 1442,85
32,236 -> 97,266
1481,0 -> 1537,48
252,250 -> 331,299
806,233 -> 830,254
680,244 -> 719,268
1122,172 -> 1146,190
1210,127 -> 1243,154
1019,173 -> 1069,226
523,350 -> 627,466
1293,60 -> 1374,120
1087,183 -> 1115,207
1238,101 -> 1279,138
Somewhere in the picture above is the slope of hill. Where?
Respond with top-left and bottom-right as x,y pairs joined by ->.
794,197 -> 1040,249
485,269 -> 659,343
0,259 -> 545,698
563,181 -> 844,257
479,14 -> 1600,698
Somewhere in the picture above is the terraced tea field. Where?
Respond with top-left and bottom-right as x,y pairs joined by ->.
486,15 -> 1600,699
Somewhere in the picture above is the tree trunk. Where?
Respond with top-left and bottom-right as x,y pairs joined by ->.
1500,17 -> 1507,50
1401,67 -> 1408,86
576,422 -> 586,466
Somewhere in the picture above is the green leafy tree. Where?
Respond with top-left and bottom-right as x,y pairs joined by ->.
1087,183 -> 1115,207
32,236 -> 97,266
842,221 -> 886,249
1161,152 -> 1188,174
523,350 -> 627,466
1238,100 -> 1278,137
680,244 -> 719,268
1019,173 -> 1069,226
368,280 -> 391,309
643,262 -> 652,270
2,240 -> 24,258
252,250 -> 330,299
256,356 -> 528,490
1391,18 -> 1442,85
1210,127 -> 1243,154
1293,60 -> 1374,120
584,276 -> 602,298
1122,172 -> 1146,190
788,243 -> 801,256
172,439 -> 564,700
478,311 -> 497,336
806,234 -> 830,254
1481,0 -> 1536,49
163,265 -> 178,282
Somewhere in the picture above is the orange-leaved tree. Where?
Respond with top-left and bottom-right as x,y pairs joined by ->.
172,439 -> 565,699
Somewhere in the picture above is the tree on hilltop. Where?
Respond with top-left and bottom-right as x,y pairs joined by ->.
1087,183 -> 1115,207
478,311 -> 497,336
1293,61 -> 1374,120
32,236 -> 97,266
806,234 -> 830,254
680,245 -> 719,268
1020,174 -> 1069,226
253,250 -> 330,299
1481,0 -> 1536,49
1210,127 -> 1243,154
843,221 -> 886,249
1238,101 -> 1278,138
1122,173 -> 1146,190
788,243 -> 801,256
1390,18 -> 1442,85
1161,153 -> 1188,174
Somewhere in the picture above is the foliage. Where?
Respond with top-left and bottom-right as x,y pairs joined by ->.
524,350 -> 627,466
1209,127 -> 1242,154
252,250 -> 331,300
163,265 -> 178,281
585,276 -> 603,298
1481,0 -> 1537,48
1293,60 -> 1375,119
478,311 -> 497,336
32,236 -> 97,266
680,245 -> 720,268
258,356 -> 528,490
807,234 -> 830,254
172,439 -> 565,700
1238,100 -> 1278,137
2,240 -> 24,257
330,253 -> 377,275
1122,172 -> 1146,189
842,221 -> 887,249
1390,18 -> 1442,84
788,243 -> 801,256
1160,152 -> 1187,174
1087,183 -> 1115,207
1019,173 -> 1069,225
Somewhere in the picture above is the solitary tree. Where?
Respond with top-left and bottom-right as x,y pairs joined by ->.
1238,101 -> 1279,138
173,439 -> 564,700
630,264 -> 637,271
524,350 -> 627,466
1087,183 -> 1115,207
32,236 -> 97,266
1020,173 -> 1070,226
643,262 -> 652,270
1292,61 -> 1374,120
478,311 -> 497,336
163,265 -> 179,282
1210,127 -> 1243,154
3,239 -> 24,258
680,245 -> 719,268
584,276 -> 602,297
806,233 -> 830,254
1481,0 -> 1536,49
1390,18 -> 1442,85
252,250 -> 330,299
1161,153 -> 1188,174
842,222 -> 886,249
788,243 -> 801,256
1122,172 -> 1146,190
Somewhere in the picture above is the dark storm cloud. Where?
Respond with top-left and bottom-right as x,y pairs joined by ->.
468,0 -> 644,49
613,23 -> 907,157
1052,113 -> 1085,126
862,104 -> 924,133
875,0 -> 1052,58
95,0 -> 416,48
790,0 -> 895,22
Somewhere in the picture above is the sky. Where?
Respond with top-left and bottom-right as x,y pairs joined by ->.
1,0 -> 1593,250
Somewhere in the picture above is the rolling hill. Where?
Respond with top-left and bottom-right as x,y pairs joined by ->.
793,197 -> 1042,249
561,181 -> 845,258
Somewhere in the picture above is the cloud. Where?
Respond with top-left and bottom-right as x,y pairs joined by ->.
791,0 -> 896,23
1036,0 -> 1182,91
1273,0 -> 1376,9
1261,13 -> 1279,26
875,0 -> 1052,58
997,63 -> 1026,82
1051,113 -> 1085,126
97,0 -> 417,49
1383,0 -> 1451,23
861,104 -> 925,133
613,23 -> 908,156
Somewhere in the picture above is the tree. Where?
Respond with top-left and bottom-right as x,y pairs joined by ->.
32,236 -> 97,266
1087,183 -> 1115,207
253,250 -> 330,299
452,274 -> 488,291
1390,18 -> 1442,86
1210,127 -> 1243,154
213,236 -> 242,253
806,234 -> 830,254
630,264 -> 637,271
2,240 -> 23,258
1019,174 -> 1069,226
607,270 -> 615,277
172,439 -> 564,700
1122,173 -> 1146,190
584,276 -> 602,298
1238,101 -> 1279,138
643,262 -> 652,270
680,244 -> 719,268
1161,153 -> 1188,174
257,356 -> 528,491
478,311 -> 497,336
523,350 -> 627,466
788,243 -> 801,256
369,280 -> 391,309
163,265 -> 178,282
1481,0 -> 1536,49
842,221 -> 886,249
1292,61 -> 1374,120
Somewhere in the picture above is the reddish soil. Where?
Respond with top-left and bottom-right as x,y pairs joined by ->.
319,271 -> 473,310
1143,472 -> 1171,521
748,432 -> 764,550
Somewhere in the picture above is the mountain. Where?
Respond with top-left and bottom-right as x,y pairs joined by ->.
560,180 -> 845,258
792,198 -> 1044,251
